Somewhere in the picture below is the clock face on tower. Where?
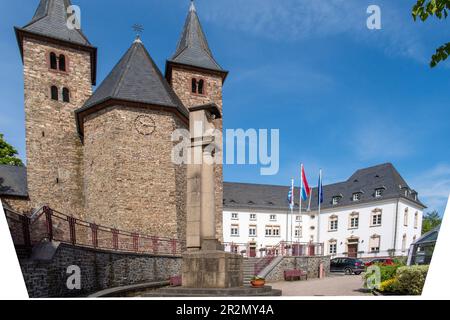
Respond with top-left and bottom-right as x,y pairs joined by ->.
134,115 -> 156,136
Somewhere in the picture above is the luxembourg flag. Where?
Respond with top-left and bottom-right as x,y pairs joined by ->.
300,164 -> 311,201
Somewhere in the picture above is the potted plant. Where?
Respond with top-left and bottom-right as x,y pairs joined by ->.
250,276 -> 266,288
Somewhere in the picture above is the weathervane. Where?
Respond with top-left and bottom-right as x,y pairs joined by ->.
132,24 -> 144,39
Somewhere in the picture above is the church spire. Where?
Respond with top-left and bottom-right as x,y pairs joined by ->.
168,1 -> 224,73
19,0 -> 91,46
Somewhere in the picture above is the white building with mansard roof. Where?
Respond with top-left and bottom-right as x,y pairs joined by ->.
223,163 -> 425,258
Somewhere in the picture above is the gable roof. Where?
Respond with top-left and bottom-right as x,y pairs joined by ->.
224,163 -> 426,211
168,2 -> 224,73
76,38 -> 189,135
21,0 -> 91,46
0,165 -> 28,198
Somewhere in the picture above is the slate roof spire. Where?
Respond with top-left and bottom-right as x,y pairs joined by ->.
15,0 -> 97,84
76,39 -> 188,136
20,0 -> 91,46
169,1 -> 224,72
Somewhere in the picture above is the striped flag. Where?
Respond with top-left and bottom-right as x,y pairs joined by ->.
300,164 -> 311,201
318,169 -> 324,205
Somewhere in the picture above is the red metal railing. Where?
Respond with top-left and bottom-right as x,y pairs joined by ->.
5,206 -> 184,256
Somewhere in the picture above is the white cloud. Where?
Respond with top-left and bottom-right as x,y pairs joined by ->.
411,164 -> 450,214
202,0 -> 433,64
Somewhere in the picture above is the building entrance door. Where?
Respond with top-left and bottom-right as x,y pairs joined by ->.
249,242 -> 257,257
348,243 -> 358,258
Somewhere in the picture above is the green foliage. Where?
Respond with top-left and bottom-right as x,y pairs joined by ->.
422,210 -> 442,234
363,264 -> 401,287
393,257 -> 407,266
395,265 -> 429,295
0,133 -> 23,166
412,0 -> 450,67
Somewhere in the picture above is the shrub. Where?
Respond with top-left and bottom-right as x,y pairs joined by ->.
379,265 -> 400,282
394,265 -> 429,295
379,278 -> 399,293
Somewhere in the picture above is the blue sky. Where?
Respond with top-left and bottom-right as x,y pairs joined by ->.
0,0 -> 449,214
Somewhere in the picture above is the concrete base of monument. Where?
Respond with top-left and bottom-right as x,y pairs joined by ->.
142,286 -> 282,297
182,250 -> 243,288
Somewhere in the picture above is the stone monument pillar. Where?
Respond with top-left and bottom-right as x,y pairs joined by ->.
182,103 -> 243,289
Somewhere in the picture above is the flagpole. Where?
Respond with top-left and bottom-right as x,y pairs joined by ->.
299,164 -> 303,246
290,178 -> 294,246
317,169 -> 322,244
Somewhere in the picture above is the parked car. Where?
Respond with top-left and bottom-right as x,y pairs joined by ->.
330,257 -> 365,275
364,258 -> 395,267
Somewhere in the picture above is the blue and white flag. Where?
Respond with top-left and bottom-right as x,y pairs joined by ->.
318,169 -> 324,206
287,179 -> 294,209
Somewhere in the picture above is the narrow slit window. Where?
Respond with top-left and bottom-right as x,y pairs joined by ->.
62,87 -> 70,103
59,54 -> 66,72
191,78 -> 197,93
198,79 -> 204,94
51,86 -> 58,101
50,52 -> 57,70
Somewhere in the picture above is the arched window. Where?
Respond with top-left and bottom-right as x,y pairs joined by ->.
50,52 -> 57,70
62,87 -> 70,102
59,54 -> 66,72
191,78 -> 197,93
198,79 -> 204,94
51,86 -> 58,101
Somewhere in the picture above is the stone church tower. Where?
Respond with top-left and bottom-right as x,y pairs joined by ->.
166,2 -> 228,240
11,0 -> 226,243
15,0 -> 97,217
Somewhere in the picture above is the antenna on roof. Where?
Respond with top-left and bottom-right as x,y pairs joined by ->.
132,24 -> 144,42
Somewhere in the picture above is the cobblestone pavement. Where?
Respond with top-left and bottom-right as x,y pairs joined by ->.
270,273 -> 371,296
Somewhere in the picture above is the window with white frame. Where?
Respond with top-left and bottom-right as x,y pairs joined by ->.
231,213 -> 238,220
328,240 -> 337,255
349,212 -> 359,229
270,214 -> 277,221
250,213 -> 257,221
371,209 -> 382,226
230,224 -> 239,236
265,225 -> 280,237
402,234 -> 407,251
353,192 -> 362,201
295,226 -> 302,238
249,225 -> 257,237
369,235 -> 381,252
414,212 -> 419,229
404,208 -> 409,226
329,215 -> 338,231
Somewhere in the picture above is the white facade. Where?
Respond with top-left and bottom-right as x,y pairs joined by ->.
223,198 -> 423,258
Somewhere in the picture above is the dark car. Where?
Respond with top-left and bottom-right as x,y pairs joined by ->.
364,258 -> 395,267
330,257 -> 365,275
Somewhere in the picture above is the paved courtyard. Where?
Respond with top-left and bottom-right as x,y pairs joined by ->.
270,274 -> 371,296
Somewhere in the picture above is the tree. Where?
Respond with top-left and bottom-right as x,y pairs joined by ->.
0,133 -> 23,166
412,0 -> 450,67
421,210 -> 441,234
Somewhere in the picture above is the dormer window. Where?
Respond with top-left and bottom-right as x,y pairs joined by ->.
375,188 -> 384,198
352,192 -> 361,201
332,196 -> 341,205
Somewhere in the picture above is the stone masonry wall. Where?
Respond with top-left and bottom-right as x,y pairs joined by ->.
1,197 -> 31,214
22,38 -> 92,218
83,106 -> 187,240
170,66 -> 224,242
265,256 -> 331,282
20,243 -> 181,298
